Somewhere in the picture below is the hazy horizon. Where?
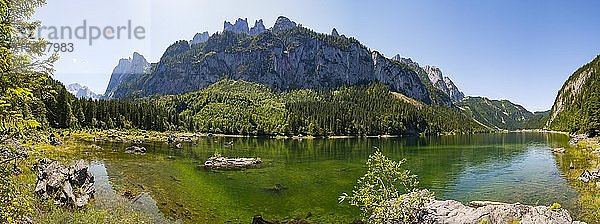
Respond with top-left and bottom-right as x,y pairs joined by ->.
33,0 -> 600,111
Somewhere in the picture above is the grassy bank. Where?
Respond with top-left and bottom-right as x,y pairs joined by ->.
1,134 -> 160,224
561,137 -> 600,223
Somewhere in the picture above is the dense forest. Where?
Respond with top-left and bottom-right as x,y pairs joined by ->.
43,79 -> 489,136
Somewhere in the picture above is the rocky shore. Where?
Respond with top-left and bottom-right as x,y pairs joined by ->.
33,159 -> 95,208
254,193 -> 585,224
423,199 -> 585,224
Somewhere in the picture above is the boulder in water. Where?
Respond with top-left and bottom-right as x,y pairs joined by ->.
203,156 -> 262,170
124,146 -> 147,154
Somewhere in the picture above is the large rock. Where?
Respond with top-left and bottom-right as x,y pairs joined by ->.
34,159 -> 95,208
203,156 -> 262,170
424,200 -> 584,224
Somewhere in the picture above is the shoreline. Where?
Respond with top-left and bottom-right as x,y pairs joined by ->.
561,136 -> 600,223
60,128 -> 570,144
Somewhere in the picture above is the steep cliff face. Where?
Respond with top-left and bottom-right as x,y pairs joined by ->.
372,52 -> 429,102
546,55 -> 600,135
105,17 -> 434,103
103,52 -> 150,99
443,77 -> 465,101
423,65 -> 464,101
392,55 -> 454,107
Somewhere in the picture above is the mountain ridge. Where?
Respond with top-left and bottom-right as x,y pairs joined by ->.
105,17 -> 472,108
104,16 -> 439,105
101,16 -> 547,132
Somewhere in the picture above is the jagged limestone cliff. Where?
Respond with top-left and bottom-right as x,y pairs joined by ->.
104,17 -> 433,104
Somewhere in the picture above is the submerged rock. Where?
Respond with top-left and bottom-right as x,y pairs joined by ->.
34,159 -> 95,208
252,215 -> 272,224
264,183 -> 288,193
202,156 -> 262,170
124,146 -> 147,154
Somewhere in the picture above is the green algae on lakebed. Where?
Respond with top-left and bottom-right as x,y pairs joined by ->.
68,132 -> 577,223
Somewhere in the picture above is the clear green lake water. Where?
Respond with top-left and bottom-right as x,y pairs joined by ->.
84,132 -> 579,223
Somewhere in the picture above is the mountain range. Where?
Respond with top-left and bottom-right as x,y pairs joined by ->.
102,16 -> 447,105
66,83 -> 101,100
95,16 -> 598,133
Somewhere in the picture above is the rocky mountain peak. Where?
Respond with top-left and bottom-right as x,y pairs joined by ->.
331,28 -> 339,37
67,83 -> 101,100
104,16 -> 436,105
104,52 -> 150,99
224,18 -> 249,34
424,65 -> 444,85
131,52 -> 147,66
249,19 -> 266,36
190,31 -> 210,45
272,16 -> 297,32
423,65 -> 464,101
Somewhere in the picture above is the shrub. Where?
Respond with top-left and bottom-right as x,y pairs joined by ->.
339,150 -> 433,223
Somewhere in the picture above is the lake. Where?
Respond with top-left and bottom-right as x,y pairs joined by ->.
84,132 -> 578,223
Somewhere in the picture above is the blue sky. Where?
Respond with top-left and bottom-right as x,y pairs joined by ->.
33,0 -> 600,111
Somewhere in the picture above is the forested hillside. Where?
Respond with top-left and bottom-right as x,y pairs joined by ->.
45,79 -> 489,136
456,97 -> 547,130
161,80 -> 487,135
547,55 -> 600,136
